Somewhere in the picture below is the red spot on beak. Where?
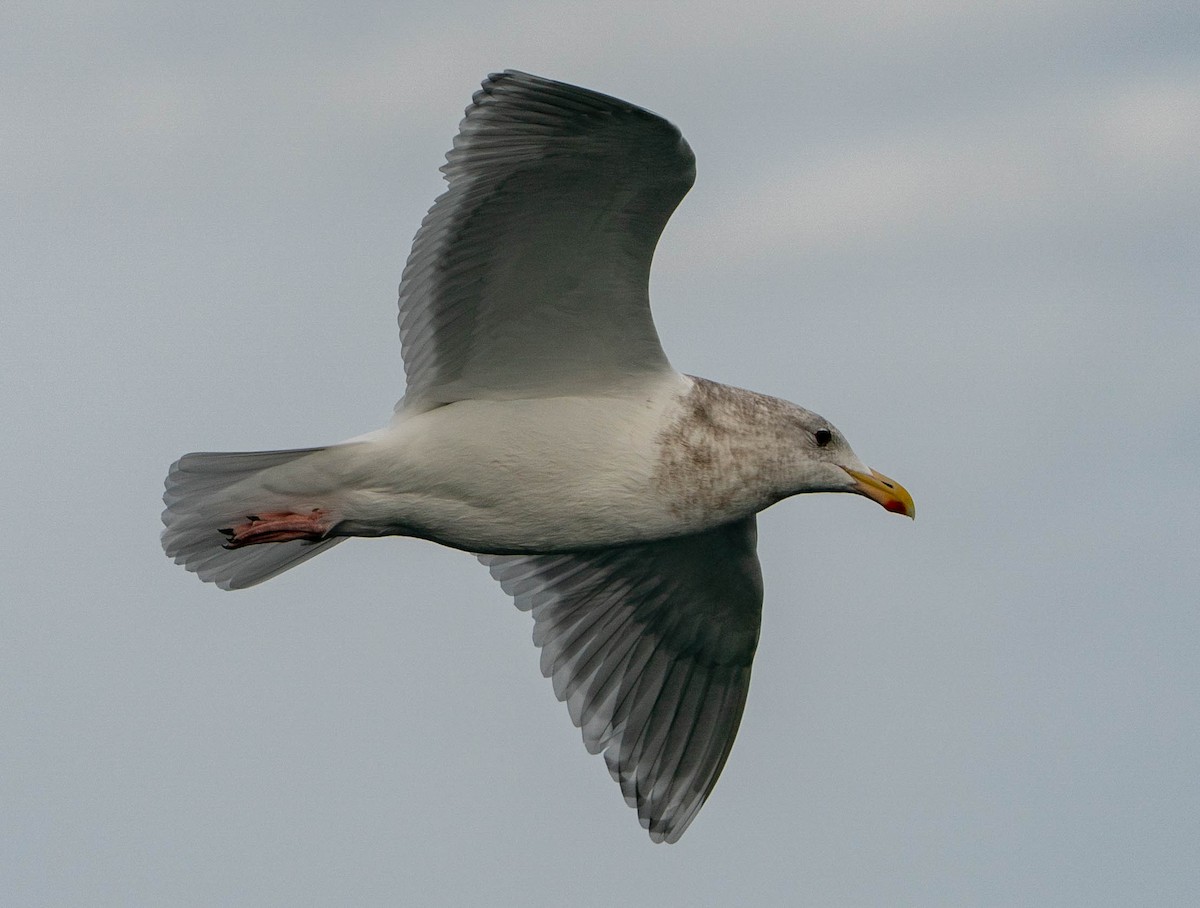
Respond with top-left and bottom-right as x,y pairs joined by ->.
844,467 -> 915,518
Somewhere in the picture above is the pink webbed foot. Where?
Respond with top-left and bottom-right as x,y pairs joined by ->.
219,509 -> 333,548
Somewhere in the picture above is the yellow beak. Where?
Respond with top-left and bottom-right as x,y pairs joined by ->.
843,468 -> 915,519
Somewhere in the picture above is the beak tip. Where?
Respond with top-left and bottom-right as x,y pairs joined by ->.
845,467 -> 915,520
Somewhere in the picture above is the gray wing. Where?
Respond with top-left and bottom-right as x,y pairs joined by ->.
480,518 -> 763,843
397,70 -> 694,413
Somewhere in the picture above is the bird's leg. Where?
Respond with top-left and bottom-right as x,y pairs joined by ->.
219,509 -> 333,548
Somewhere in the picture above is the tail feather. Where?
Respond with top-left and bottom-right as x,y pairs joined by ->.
162,447 -> 343,590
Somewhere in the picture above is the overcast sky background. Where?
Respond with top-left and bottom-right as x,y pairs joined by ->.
4,2 -> 1198,905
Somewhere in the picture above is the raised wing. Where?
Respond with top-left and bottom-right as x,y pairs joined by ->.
397,70 -> 694,413
480,518 -> 763,843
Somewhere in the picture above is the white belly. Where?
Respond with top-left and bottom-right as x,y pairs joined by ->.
326,374 -> 704,553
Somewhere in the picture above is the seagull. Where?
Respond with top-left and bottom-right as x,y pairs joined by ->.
162,70 -> 914,843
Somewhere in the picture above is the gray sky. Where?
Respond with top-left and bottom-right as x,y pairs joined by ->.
4,1 -> 1199,905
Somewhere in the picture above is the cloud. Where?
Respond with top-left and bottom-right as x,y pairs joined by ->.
669,68 -> 1200,269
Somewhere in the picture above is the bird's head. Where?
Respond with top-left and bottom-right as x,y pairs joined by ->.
781,410 -> 915,519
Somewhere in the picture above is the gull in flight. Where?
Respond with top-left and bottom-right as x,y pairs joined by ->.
162,70 -> 914,843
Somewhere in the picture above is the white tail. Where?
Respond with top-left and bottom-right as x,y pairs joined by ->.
161,447 -> 344,590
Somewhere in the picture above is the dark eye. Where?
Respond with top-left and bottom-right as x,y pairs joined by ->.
814,428 -> 832,447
